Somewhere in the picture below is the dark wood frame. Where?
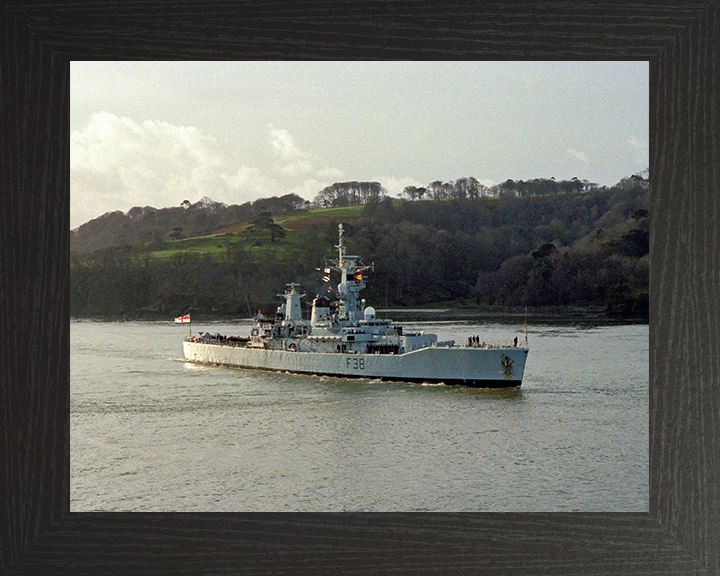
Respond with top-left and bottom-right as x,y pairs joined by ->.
2,2 -> 717,574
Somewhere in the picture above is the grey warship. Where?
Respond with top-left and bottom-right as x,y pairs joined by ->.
184,224 -> 529,387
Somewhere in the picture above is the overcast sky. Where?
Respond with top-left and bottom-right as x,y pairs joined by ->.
70,61 -> 649,229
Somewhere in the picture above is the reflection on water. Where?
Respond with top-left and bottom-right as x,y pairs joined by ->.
71,317 -> 648,512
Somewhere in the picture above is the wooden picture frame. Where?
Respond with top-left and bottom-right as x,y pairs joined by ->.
1,2 -> 717,573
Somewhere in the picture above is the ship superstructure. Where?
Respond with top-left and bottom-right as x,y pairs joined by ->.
183,224 -> 529,387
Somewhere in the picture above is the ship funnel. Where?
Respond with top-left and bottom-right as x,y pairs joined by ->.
311,295 -> 331,326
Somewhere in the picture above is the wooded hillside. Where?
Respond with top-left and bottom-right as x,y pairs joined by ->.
70,173 -> 649,319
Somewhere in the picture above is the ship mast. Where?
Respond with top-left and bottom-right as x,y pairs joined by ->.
328,223 -> 372,323
336,222 -> 347,285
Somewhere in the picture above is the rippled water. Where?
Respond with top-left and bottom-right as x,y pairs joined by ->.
71,317 -> 648,512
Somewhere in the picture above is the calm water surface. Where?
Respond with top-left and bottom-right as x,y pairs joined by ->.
71,317 -> 648,512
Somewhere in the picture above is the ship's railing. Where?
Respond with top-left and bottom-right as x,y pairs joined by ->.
187,334 -> 250,347
463,340 -> 524,349
366,343 -> 399,355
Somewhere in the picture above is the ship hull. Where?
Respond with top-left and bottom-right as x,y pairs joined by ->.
183,341 -> 528,388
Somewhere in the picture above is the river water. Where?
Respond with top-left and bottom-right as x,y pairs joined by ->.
70,316 -> 648,512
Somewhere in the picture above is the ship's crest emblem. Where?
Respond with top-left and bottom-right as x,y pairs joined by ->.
501,356 -> 514,377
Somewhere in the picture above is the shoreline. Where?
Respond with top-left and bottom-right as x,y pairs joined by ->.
71,304 -> 648,323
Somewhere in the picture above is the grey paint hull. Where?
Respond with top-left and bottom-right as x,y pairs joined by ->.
183,341 -> 528,387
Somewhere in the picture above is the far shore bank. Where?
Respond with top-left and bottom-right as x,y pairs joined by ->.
71,304 -> 648,323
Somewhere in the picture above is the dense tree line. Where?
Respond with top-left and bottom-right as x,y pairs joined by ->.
401,176 -> 597,202
354,176 -> 649,315
71,173 -> 649,319
312,181 -> 388,207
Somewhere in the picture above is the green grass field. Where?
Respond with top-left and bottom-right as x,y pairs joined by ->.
146,205 -> 365,261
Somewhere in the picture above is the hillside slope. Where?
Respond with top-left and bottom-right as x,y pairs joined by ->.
70,193 -> 309,255
70,177 -> 649,319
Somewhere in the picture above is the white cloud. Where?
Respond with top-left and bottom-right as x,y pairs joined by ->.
375,175 -> 425,196
279,159 -> 316,176
71,115 -> 326,227
269,126 -> 307,161
627,136 -> 647,150
288,179 -> 332,199
71,112 -> 237,227
267,126 -> 346,195
71,115 -> 366,227
221,165 -> 280,197
317,167 -> 345,180
267,125 -> 337,184
567,148 -> 589,164
627,136 -> 649,164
